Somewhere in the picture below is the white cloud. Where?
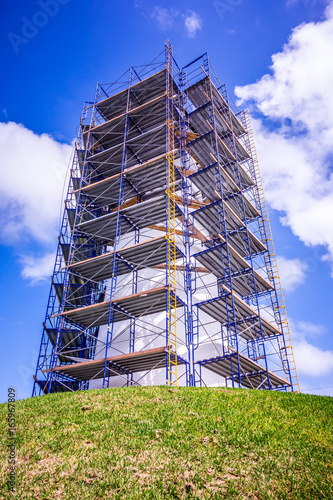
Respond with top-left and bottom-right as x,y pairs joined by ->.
288,319 -> 333,377
0,121 -> 72,244
20,252 -> 55,284
235,3 -> 333,268
277,255 -> 308,292
184,11 -> 202,38
294,340 -> 333,376
150,7 -> 202,38
290,319 -> 326,341
151,7 -> 178,30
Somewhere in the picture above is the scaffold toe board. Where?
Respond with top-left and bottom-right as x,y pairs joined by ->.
42,346 -> 183,381
52,286 -> 183,328
69,236 -> 182,281
196,292 -> 280,340
77,195 -> 182,242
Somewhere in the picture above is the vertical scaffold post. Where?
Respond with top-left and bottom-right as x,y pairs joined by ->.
46,99 -> 98,394
165,40 -> 178,386
203,54 -> 242,388
102,67 -> 134,389
179,67 -> 195,386
220,81 -> 272,390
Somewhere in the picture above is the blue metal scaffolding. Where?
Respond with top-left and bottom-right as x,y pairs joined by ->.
33,43 -> 299,396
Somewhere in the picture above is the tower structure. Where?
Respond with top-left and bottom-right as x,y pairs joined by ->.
33,44 -> 299,396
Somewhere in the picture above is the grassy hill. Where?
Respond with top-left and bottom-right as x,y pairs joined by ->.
0,386 -> 332,499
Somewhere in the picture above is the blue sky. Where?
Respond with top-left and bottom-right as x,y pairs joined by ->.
1,0 -> 333,402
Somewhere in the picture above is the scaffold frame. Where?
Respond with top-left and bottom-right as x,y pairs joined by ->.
33,42 -> 299,397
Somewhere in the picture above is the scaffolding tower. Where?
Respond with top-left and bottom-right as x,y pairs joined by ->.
33,43 -> 300,396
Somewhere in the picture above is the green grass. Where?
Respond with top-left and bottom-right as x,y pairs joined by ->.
0,386 -> 332,499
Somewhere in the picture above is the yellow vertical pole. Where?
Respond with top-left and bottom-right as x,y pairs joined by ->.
165,40 -> 177,386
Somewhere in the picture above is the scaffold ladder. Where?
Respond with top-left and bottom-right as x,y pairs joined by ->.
166,40 -> 177,386
242,111 -> 300,392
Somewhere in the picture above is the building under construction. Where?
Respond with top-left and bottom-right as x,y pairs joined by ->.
33,43 -> 299,396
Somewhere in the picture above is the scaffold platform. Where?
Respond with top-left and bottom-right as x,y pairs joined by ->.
77,195 -> 182,242
197,349 -> 291,389
52,287 -> 183,327
68,236 -> 182,281
42,346 -> 185,382
197,290 -> 280,341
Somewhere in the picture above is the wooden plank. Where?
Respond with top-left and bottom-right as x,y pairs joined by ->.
153,264 -> 210,273
42,346 -> 168,374
174,194 -> 208,210
67,235 -> 166,270
96,69 -> 166,111
77,152 -> 174,194
227,346 -> 291,386
86,93 -> 166,135
51,286 -> 166,319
